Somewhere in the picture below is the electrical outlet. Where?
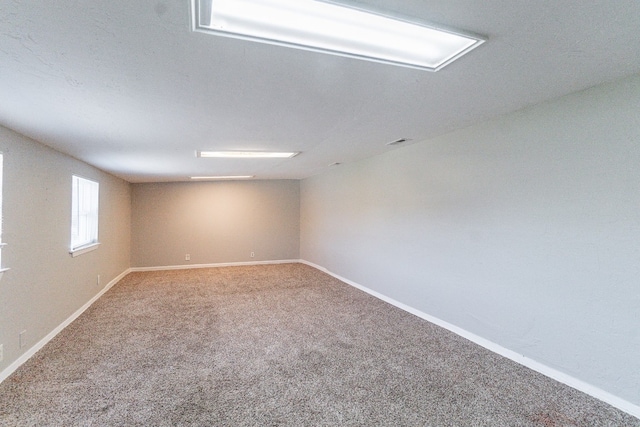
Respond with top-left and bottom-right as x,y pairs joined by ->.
0,344 -> 3,362
19,330 -> 26,348
185,254 -> 191,261
250,251 -> 255,258
97,275 -> 101,286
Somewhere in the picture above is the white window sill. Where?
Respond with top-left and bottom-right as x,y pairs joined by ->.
70,243 -> 100,257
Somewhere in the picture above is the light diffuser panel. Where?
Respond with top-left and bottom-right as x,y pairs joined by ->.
197,151 -> 299,158
190,175 -> 255,180
191,0 -> 484,71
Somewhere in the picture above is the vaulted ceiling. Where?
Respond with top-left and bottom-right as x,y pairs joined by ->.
1,1 -> 640,182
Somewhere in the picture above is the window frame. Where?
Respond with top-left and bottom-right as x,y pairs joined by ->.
0,152 -> 8,275
69,175 -> 100,257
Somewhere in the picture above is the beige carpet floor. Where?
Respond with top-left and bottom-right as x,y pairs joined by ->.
0,263 -> 637,426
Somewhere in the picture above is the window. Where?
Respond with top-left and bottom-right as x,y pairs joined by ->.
70,175 -> 99,256
0,152 -> 7,275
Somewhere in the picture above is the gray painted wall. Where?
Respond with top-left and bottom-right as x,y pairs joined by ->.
131,180 -> 300,267
0,125 -> 131,372
300,73 -> 640,405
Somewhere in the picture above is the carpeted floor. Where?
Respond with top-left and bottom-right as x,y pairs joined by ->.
0,263 -> 637,426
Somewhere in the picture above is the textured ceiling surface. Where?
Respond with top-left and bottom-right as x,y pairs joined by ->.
1,1 -> 640,182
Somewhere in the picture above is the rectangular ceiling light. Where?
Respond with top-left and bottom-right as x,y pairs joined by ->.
197,151 -> 299,158
190,175 -> 255,180
191,0 -> 484,71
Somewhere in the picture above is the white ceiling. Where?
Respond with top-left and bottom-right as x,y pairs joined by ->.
1,1 -> 640,183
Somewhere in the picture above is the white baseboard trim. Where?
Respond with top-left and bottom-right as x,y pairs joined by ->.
130,259 -> 300,272
0,268 -> 132,385
299,259 -> 640,419
3,260 -> 637,419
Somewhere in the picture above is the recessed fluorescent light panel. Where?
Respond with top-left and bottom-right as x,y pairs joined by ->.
197,151 -> 299,158
191,0 -> 485,71
190,175 -> 255,180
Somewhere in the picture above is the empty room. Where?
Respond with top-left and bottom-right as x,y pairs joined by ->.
1,0 -> 639,425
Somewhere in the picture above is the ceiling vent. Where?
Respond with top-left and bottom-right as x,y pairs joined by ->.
386,138 -> 412,146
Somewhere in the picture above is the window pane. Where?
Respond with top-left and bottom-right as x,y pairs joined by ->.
71,175 -> 99,250
0,153 -> 3,267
